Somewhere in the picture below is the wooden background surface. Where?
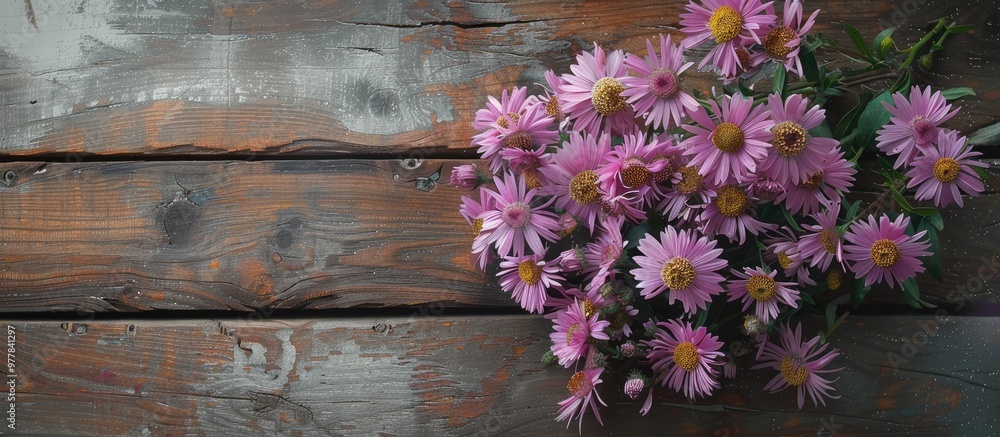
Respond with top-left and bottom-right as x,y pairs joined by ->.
1,0 -> 998,435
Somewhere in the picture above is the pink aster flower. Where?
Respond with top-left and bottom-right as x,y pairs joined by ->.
630,227 -> 728,314
728,266 -> 800,323
699,184 -> 776,244
498,252 -> 562,314
475,172 -> 560,258
582,215 -> 627,290
643,319 -> 725,400
750,0 -> 819,77
539,131 -> 612,234
681,92 -> 773,186
472,87 -> 529,131
560,43 -> 637,135
550,299 -> 612,367
460,187 -> 496,270
658,161 -> 716,222
876,86 -> 960,169
621,34 -> 700,129
753,322 -> 842,409
775,148 -> 856,215
556,368 -> 607,433
906,129 -> 988,208
597,130 -> 675,208
798,201 -> 845,271
843,214 -> 932,288
476,102 -> 559,173
680,0 -> 776,77
532,69 -> 568,127
761,92 -> 838,185
449,164 -> 480,188
764,226 -> 816,287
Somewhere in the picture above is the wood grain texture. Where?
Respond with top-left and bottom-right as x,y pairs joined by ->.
0,159 -> 997,312
0,0 -> 996,158
0,159 -> 510,312
2,315 -> 998,436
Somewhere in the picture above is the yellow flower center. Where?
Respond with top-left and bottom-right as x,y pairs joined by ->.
651,156 -> 676,183
708,6 -> 744,43
673,341 -> 701,372
503,132 -> 533,150
777,251 -> 793,269
746,274 -> 777,302
471,218 -> 483,236
621,159 -> 650,188
714,185 -> 749,218
773,121 -> 808,157
592,77 -> 627,116
820,229 -> 839,255
496,112 -> 520,129
518,260 -> 542,285
712,122 -> 745,153
566,323 -> 580,344
735,46 -> 752,70
582,299 -> 598,319
675,166 -> 703,195
567,371 -> 592,397
780,356 -> 809,387
764,26 -> 797,58
933,157 -> 960,183
661,257 -> 696,290
801,172 -> 824,190
569,170 -> 600,204
827,269 -> 842,290
545,98 -> 563,121
870,239 -> 901,268
523,168 -> 543,189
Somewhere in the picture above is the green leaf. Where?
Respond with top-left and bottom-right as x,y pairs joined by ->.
888,184 -> 939,217
694,305 -> 710,328
844,199 -> 861,221
843,22 -> 874,62
799,290 -> 815,306
969,121 -> 1000,146
901,277 -> 921,308
947,24 -> 974,34
851,280 -> 872,308
773,66 -> 787,97
738,80 -> 754,96
800,49 -> 821,82
973,165 -> 993,182
825,294 -> 849,329
624,222 -> 652,250
782,207 -> 804,232
871,27 -> 895,59
834,94 -> 874,141
925,210 -> 944,231
808,121 -> 833,139
916,218 -> 942,281
940,87 -> 976,101
889,69 -> 911,94
855,91 -> 893,152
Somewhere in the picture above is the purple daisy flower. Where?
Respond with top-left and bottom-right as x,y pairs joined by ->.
533,69 -> 568,127
550,299 -> 612,368
699,184 -> 776,244
539,131 -> 612,234
475,102 -> 559,173
643,319 -> 725,400
728,266 -> 800,323
753,322 -> 842,409
750,0 -> 819,77
475,172 -> 560,258
597,130 -> 675,209
658,160 -> 716,222
798,201 -> 845,271
630,227 -> 728,314
681,92 -> 773,186
560,43 -> 637,135
498,252 -> 562,314
876,86 -> 960,169
764,226 -> 816,287
680,0 -> 776,77
761,92 -> 838,185
843,214 -> 932,288
472,87 -> 529,131
460,187 -> 496,270
582,215 -> 628,290
906,129 -> 988,208
556,368 -> 607,433
622,34 -> 700,130
775,147 -> 856,215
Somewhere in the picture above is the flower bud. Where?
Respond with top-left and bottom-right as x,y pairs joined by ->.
624,375 -> 646,400
541,350 -> 557,366
919,53 -> 933,70
557,248 -> 585,273
557,213 -> 577,237
620,341 -> 636,358
449,164 -> 479,188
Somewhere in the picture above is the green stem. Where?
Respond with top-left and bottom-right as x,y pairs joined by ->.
900,18 -> 948,69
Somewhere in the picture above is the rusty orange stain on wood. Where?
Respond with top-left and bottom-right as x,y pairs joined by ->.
210,260 -> 219,269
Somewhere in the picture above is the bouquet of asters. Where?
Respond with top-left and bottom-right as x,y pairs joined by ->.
453,0 -> 987,431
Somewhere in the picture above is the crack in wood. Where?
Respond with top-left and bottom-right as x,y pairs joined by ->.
335,18 -> 555,30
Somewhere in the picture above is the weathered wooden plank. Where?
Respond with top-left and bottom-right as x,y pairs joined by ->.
0,160 -> 997,312
0,0 -> 996,157
1,315 -> 997,435
0,159 -> 508,312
